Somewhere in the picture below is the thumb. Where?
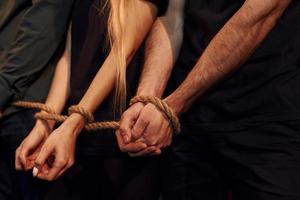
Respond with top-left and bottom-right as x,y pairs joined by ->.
34,144 -> 53,175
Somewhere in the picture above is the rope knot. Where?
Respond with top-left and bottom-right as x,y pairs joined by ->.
68,105 -> 94,124
130,96 -> 181,135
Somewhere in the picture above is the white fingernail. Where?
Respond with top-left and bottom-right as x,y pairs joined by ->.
32,167 -> 39,177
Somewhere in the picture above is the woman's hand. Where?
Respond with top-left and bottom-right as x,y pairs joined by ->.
15,119 -> 52,171
34,113 -> 85,181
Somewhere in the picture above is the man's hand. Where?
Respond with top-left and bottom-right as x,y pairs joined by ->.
118,102 -> 145,143
15,120 -> 51,171
117,103 -> 173,157
131,103 -> 172,148
33,114 -> 84,181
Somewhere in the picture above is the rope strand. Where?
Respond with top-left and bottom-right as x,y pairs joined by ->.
13,96 -> 181,134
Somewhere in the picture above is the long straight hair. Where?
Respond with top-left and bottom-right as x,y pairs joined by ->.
107,0 -> 139,113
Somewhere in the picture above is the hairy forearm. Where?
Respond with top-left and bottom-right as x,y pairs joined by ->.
77,1 -> 158,113
165,0 -> 292,115
137,0 -> 185,97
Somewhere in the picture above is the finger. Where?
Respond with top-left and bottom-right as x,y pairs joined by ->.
36,154 -> 67,181
15,147 -> 24,171
119,113 -> 136,143
55,159 -> 74,180
34,144 -> 54,172
116,131 -> 147,153
26,152 -> 41,170
119,103 -> 145,143
128,146 -> 158,157
132,112 -> 149,140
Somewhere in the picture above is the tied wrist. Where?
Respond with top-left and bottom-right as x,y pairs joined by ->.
68,105 -> 94,124
130,96 -> 181,135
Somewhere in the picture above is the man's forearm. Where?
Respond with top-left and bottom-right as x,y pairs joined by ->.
136,0 -> 185,97
165,0 -> 292,115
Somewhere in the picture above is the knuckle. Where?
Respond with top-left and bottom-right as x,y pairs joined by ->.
121,111 -> 131,120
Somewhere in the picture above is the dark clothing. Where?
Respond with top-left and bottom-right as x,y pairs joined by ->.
62,1 -> 167,199
48,156 -> 160,200
0,0 -> 73,116
162,1 -> 300,199
69,0 -> 168,156
167,0 -> 300,130
162,121 -> 300,200
0,110 -> 50,200
0,0 -> 73,199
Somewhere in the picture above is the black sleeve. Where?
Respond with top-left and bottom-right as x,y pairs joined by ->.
146,0 -> 169,16
0,0 -> 73,110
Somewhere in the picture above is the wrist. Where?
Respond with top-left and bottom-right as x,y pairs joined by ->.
136,87 -> 163,98
164,94 -> 185,116
62,113 -> 85,137
34,119 -> 52,135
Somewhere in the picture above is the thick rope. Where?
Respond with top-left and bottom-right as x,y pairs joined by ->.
13,101 -> 57,114
130,96 -> 181,135
35,112 -> 119,131
13,96 -> 181,134
68,105 -> 94,124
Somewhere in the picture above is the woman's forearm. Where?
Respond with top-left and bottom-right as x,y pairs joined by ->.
77,1 -> 158,113
38,26 -> 71,129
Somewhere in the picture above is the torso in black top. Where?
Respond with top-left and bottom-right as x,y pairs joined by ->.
69,0 -> 168,155
167,0 -> 300,131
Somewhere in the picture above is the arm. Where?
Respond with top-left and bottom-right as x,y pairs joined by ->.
120,0 -> 292,156
15,27 -> 71,171
116,0 -> 185,154
33,1 -> 160,181
166,0 -> 292,114
0,0 -> 73,111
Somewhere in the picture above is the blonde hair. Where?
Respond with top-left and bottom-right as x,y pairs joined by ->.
107,0 -> 139,113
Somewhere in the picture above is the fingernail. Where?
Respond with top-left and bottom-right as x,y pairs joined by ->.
32,167 -> 39,177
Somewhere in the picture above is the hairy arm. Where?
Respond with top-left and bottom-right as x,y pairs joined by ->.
118,0 -> 293,156
117,0 -> 185,152
166,0 -> 292,115
137,0 -> 185,97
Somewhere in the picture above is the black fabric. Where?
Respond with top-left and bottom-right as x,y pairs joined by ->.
48,156 -> 160,200
148,0 -> 169,16
69,0 -> 163,155
166,0 -> 300,130
161,121 -> 300,200
0,0 -> 73,115
0,110 -> 50,200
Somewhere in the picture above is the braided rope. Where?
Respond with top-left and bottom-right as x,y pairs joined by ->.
13,96 -> 181,134
130,96 -> 181,135
68,105 -> 94,124
13,101 -> 57,114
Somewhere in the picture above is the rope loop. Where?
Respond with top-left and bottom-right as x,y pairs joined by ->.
130,96 -> 181,135
13,101 -> 57,114
68,105 -> 94,124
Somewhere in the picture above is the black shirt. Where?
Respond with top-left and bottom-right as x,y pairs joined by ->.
167,0 -> 300,131
69,0 -> 168,155
0,0 -> 73,116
